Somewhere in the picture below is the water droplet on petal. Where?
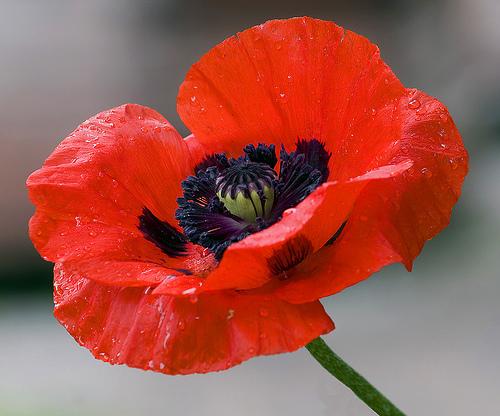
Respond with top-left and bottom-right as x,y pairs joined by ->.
163,332 -> 171,348
408,99 -> 421,109
259,308 -> 269,317
421,168 -> 433,178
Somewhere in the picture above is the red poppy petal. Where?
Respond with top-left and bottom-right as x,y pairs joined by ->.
27,104 -> 197,286
54,263 -> 334,374
183,133 -> 207,167
177,17 -> 403,163
201,160 -> 412,292
277,91 -> 468,303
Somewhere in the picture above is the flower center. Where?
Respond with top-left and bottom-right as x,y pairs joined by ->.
216,161 -> 277,223
175,140 -> 331,259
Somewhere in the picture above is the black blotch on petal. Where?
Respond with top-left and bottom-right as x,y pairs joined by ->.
267,235 -> 313,279
324,221 -> 347,246
139,207 -> 188,257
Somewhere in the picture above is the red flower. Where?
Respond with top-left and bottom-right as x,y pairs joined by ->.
27,17 -> 467,374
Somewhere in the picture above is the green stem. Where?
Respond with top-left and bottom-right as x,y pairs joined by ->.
306,337 -> 406,416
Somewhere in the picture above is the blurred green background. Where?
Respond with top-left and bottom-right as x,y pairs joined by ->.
1,0 -> 498,415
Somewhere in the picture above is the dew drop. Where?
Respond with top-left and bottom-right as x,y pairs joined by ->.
163,332 -> 171,348
226,309 -> 235,320
177,320 -> 186,330
421,168 -> 433,178
99,352 -> 109,361
408,99 -> 421,109
259,308 -> 269,317
182,287 -> 197,296
88,230 -> 97,237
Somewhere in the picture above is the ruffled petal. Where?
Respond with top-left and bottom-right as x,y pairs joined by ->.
200,160 -> 412,292
177,16 -> 404,174
28,104 -> 199,286
53,263 -> 334,375
277,91 -> 468,303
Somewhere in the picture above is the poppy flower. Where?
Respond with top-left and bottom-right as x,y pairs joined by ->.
27,17 -> 467,375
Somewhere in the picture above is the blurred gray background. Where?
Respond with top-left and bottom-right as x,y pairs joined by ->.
1,0 -> 499,415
